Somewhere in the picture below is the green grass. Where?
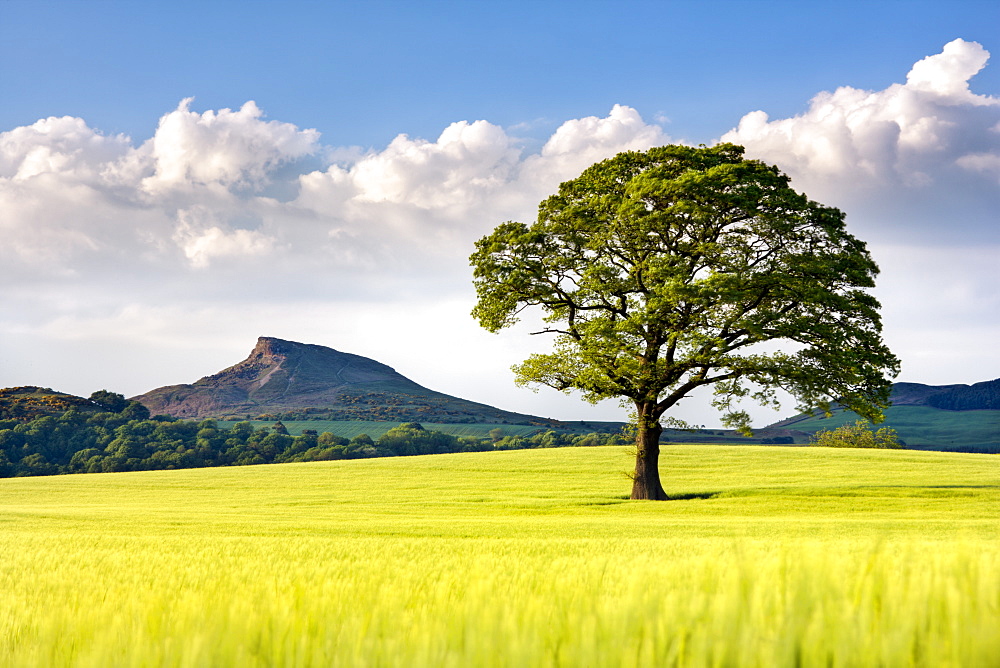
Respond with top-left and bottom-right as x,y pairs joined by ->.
1,445 -> 999,666
781,406 -> 1000,451
214,419 -> 548,439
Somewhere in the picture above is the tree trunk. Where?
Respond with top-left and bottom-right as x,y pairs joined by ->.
631,413 -> 667,500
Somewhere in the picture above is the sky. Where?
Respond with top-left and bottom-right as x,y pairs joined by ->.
1,0 -> 999,427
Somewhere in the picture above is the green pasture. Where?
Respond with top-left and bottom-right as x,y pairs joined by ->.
1,445 -> 998,666
215,419 -> 547,440
783,406 -> 1000,451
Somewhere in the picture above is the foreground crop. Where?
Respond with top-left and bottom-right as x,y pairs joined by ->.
1,446 -> 998,666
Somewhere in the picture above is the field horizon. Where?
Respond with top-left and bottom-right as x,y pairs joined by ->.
2,445 -> 998,665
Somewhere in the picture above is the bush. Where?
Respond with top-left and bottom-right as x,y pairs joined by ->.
810,420 -> 903,449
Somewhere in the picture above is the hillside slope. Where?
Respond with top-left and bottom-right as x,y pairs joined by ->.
132,336 -> 555,425
883,379 -> 1000,410
0,386 -> 98,421
770,405 -> 1000,452
766,379 -> 1000,452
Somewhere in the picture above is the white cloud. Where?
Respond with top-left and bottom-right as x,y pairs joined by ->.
905,39 -> 993,102
522,104 -> 669,188
721,39 -> 1000,244
172,206 -> 277,268
0,115 -> 131,181
293,105 -> 668,277
956,151 -> 1000,183
0,99 -> 326,279
0,101 -> 666,287
346,120 -> 519,207
0,116 -> 136,267
140,99 -> 320,194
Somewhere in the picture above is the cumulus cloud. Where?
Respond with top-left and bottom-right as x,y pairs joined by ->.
302,104 -> 666,213
0,115 -> 131,181
0,99 -> 322,279
172,206 -> 277,268
139,99 -> 320,194
295,105 -> 668,272
518,105 -> 669,194
905,39 -> 993,101
721,38 -> 1000,243
1,100 -> 665,285
956,147 -> 1000,183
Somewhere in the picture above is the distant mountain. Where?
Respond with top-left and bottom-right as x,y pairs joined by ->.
132,336 -> 557,425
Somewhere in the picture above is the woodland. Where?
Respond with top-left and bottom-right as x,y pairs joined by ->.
0,390 -> 627,478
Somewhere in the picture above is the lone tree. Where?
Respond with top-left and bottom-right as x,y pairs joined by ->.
470,144 -> 899,500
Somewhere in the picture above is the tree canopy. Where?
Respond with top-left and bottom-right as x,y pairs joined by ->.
0,410 -> 626,478
88,390 -> 130,413
470,143 -> 900,499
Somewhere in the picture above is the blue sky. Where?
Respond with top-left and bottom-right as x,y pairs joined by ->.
5,1 -> 997,146
1,0 -> 999,426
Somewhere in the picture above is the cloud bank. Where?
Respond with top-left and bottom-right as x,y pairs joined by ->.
0,101 -> 666,295
2,40 -> 998,424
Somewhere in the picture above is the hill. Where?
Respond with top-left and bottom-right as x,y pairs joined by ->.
888,379 -> 1000,410
132,336 -> 557,425
766,380 -> 1000,452
0,386 -> 98,421
768,405 -> 1000,452
922,378 -> 1000,410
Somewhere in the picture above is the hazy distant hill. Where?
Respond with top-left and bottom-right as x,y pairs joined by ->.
920,379 -> 1000,411
765,379 -> 1000,452
886,382 -> 969,407
874,379 -> 1000,413
132,337 -> 557,425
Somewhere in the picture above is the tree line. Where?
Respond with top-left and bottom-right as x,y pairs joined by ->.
0,394 -> 628,478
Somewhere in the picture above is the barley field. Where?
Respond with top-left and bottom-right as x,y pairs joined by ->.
1,445 -> 998,666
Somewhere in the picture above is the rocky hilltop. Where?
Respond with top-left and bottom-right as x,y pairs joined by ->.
132,336 -> 554,425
